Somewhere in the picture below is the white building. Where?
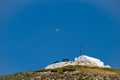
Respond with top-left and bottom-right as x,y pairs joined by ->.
45,55 -> 111,69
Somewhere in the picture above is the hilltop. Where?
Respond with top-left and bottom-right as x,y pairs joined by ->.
0,55 -> 120,80
0,65 -> 120,80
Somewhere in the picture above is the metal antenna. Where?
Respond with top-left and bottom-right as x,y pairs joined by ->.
80,44 -> 84,73
80,44 -> 84,55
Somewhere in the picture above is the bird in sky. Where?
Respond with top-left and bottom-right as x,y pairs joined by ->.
56,28 -> 59,32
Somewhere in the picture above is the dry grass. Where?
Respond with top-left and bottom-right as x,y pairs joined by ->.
0,65 -> 120,80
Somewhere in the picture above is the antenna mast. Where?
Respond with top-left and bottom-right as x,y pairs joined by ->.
80,44 -> 84,55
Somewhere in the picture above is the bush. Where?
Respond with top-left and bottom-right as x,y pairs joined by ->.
50,69 -> 58,72
62,68 -> 75,72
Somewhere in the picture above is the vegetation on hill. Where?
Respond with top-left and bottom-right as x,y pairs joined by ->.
0,65 -> 120,80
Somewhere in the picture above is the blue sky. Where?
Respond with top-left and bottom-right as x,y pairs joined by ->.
0,0 -> 120,76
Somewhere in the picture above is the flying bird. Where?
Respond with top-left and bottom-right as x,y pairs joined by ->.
56,28 -> 59,32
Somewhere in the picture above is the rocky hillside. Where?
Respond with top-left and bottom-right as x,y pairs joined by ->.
0,65 -> 120,80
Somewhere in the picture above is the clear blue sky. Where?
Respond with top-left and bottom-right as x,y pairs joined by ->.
0,0 -> 120,76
